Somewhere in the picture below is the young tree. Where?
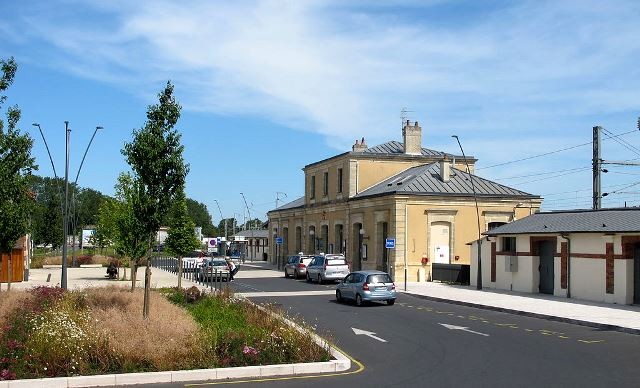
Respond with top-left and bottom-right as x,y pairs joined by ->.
0,57 -> 37,290
122,81 -> 188,318
166,191 -> 200,289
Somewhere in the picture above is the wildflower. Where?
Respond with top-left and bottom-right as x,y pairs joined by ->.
242,345 -> 258,356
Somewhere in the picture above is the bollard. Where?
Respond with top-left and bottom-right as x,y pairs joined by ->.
46,273 -> 51,282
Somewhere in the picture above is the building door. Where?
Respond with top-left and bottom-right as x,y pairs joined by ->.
353,223 -> 363,271
634,244 -> 640,304
430,222 -> 451,264
538,240 -> 555,294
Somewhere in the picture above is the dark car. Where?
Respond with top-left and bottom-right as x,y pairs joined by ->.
336,270 -> 396,306
284,254 -> 313,279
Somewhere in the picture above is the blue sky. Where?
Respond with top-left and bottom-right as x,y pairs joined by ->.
3,0 -> 640,227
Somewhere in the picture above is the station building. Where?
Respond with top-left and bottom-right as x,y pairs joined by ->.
267,121 -> 542,281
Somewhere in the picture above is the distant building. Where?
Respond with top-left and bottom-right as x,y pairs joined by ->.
232,229 -> 269,261
471,207 -> 640,305
268,120 -> 541,281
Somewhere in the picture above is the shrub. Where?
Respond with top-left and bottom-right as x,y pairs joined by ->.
76,255 -> 93,266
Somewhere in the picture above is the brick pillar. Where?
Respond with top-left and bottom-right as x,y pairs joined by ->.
491,242 -> 496,282
605,242 -> 614,294
560,242 -> 568,289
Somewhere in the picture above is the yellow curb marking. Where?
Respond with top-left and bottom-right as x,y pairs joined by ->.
185,344 -> 365,386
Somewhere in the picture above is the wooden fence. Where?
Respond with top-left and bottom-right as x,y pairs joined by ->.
0,249 -> 25,283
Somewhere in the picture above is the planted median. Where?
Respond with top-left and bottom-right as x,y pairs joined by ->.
0,286 -> 331,380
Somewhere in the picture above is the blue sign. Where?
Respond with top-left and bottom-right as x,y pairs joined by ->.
275,237 -> 284,245
385,238 -> 396,249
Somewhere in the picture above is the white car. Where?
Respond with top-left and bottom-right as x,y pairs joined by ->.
306,254 -> 350,284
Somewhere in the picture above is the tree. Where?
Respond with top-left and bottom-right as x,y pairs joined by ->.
29,176 -> 64,249
122,81 -> 188,318
166,191 -> 200,289
0,57 -> 37,290
185,198 -> 217,236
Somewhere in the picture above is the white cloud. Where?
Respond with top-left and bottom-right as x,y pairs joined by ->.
7,0 -> 640,153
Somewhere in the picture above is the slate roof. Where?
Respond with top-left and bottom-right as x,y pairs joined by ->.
270,196 -> 305,212
233,229 -> 268,238
486,208 -> 640,235
361,141 -> 446,157
305,141 -> 467,168
355,163 -> 537,199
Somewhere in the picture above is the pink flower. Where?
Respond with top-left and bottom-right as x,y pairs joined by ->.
242,345 -> 258,356
0,369 -> 17,380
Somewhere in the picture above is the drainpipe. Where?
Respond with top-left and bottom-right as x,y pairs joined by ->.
561,233 -> 571,299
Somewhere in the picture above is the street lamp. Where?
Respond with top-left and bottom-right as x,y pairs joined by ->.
240,192 -> 254,261
452,135 -> 483,290
214,199 -> 227,239
32,122 -> 102,289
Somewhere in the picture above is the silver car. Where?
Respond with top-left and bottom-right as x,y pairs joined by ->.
198,258 -> 230,281
284,255 -> 313,279
306,254 -> 350,284
336,270 -> 396,306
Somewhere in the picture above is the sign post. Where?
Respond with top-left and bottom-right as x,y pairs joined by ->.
385,238 -> 395,278
275,236 -> 283,270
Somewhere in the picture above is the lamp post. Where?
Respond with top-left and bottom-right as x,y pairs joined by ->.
214,200 -> 227,240
240,192 -> 254,261
32,122 -> 102,289
452,135 -> 483,290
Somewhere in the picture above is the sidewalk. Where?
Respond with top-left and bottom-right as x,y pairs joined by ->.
400,281 -> 640,334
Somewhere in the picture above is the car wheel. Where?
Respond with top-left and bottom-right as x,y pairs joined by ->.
306,273 -> 311,283
318,274 -> 323,284
356,294 -> 363,307
336,290 -> 342,303
294,270 -> 299,279
387,299 -> 395,306
284,270 -> 289,278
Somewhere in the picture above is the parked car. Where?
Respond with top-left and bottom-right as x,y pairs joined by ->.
306,254 -> 350,284
198,258 -> 230,281
175,251 -> 207,272
336,270 -> 396,306
284,255 -> 313,279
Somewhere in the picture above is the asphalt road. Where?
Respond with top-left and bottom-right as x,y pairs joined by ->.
146,264 -> 640,388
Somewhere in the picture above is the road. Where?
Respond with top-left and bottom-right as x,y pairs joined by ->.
148,263 -> 640,388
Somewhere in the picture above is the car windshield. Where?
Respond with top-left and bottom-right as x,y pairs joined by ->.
327,259 -> 346,266
301,258 -> 312,265
367,274 -> 393,283
205,259 -> 227,267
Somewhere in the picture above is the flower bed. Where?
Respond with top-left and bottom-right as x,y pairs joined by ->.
0,286 -> 330,380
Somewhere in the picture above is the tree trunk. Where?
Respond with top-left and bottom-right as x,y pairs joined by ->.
130,260 -> 137,291
177,256 -> 183,289
143,256 -> 152,319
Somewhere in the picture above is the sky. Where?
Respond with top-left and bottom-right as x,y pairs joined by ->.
2,0 -> 640,228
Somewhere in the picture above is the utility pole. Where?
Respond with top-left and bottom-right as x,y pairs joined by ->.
214,199 -> 227,239
276,191 -> 287,209
61,121 -> 70,289
593,126 -> 602,210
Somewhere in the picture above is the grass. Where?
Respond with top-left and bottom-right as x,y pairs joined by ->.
0,286 -> 331,380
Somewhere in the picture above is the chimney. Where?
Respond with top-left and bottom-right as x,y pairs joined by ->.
403,120 -> 422,155
440,156 -> 451,183
352,138 -> 368,152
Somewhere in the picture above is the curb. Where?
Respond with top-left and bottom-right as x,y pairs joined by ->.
401,291 -> 640,335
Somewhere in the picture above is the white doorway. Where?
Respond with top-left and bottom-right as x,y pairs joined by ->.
430,222 -> 451,264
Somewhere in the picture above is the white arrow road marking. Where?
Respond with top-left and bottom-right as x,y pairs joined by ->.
352,327 -> 387,343
439,323 -> 489,337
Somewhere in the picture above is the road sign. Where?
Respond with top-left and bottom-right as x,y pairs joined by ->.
275,237 -> 283,245
385,238 -> 396,249
209,239 -> 216,246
